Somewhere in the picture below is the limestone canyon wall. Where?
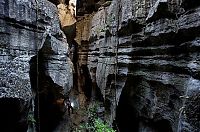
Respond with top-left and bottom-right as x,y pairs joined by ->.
0,0 -> 200,132
77,0 -> 200,131
0,0 -> 73,131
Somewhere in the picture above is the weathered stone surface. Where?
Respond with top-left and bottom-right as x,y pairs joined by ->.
75,14 -> 93,45
146,0 -> 175,22
0,0 -> 72,103
57,3 -> 76,28
0,0 -> 73,131
76,0 -> 200,131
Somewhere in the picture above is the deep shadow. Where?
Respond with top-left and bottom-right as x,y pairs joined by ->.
0,98 -> 28,132
115,77 -> 140,132
81,65 -> 92,100
115,76 -> 173,132
77,0 -> 100,15
48,0 -> 69,5
181,0 -> 200,10
29,52 -> 65,132
154,119 -> 173,132
116,93 -> 139,132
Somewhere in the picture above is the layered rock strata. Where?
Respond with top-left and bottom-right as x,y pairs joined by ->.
0,0 -> 73,131
77,0 -> 200,131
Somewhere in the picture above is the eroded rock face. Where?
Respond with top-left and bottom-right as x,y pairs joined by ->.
0,0 -> 73,131
77,0 -> 200,131
57,3 -> 76,28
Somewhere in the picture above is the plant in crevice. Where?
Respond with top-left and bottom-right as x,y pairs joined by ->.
28,113 -> 36,124
75,102 -> 115,132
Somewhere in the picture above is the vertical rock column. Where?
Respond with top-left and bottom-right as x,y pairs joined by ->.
0,0 -> 73,131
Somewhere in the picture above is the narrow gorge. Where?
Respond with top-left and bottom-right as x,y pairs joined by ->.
0,0 -> 199,132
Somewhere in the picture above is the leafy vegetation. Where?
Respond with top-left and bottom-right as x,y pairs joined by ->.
75,102 -> 115,132
93,119 -> 115,132
28,113 -> 36,124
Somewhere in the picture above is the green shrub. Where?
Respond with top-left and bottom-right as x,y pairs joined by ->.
77,102 -> 115,132
94,119 -> 115,132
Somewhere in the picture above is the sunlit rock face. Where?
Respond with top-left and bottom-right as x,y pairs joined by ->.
57,0 -> 77,45
69,0 -> 76,16
0,0 -> 73,131
57,4 -> 76,27
76,0 -> 200,131
48,0 -> 76,16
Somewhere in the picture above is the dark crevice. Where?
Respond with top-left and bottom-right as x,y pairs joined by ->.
116,77 -> 140,132
146,2 -> 176,23
0,16 -> 45,32
70,40 -> 79,64
181,0 -> 200,10
116,92 -> 139,132
125,60 -> 199,80
71,40 -> 103,103
116,76 -> 174,132
90,67 -> 104,101
77,0 -> 101,16
29,51 -> 66,132
81,65 -> 92,100
118,20 -> 143,37
47,0 -> 69,5
63,24 -> 76,45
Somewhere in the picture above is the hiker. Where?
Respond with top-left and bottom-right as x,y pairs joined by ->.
66,97 -> 73,115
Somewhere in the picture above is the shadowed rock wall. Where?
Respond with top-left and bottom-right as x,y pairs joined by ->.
0,0 -> 73,131
77,0 -> 200,131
